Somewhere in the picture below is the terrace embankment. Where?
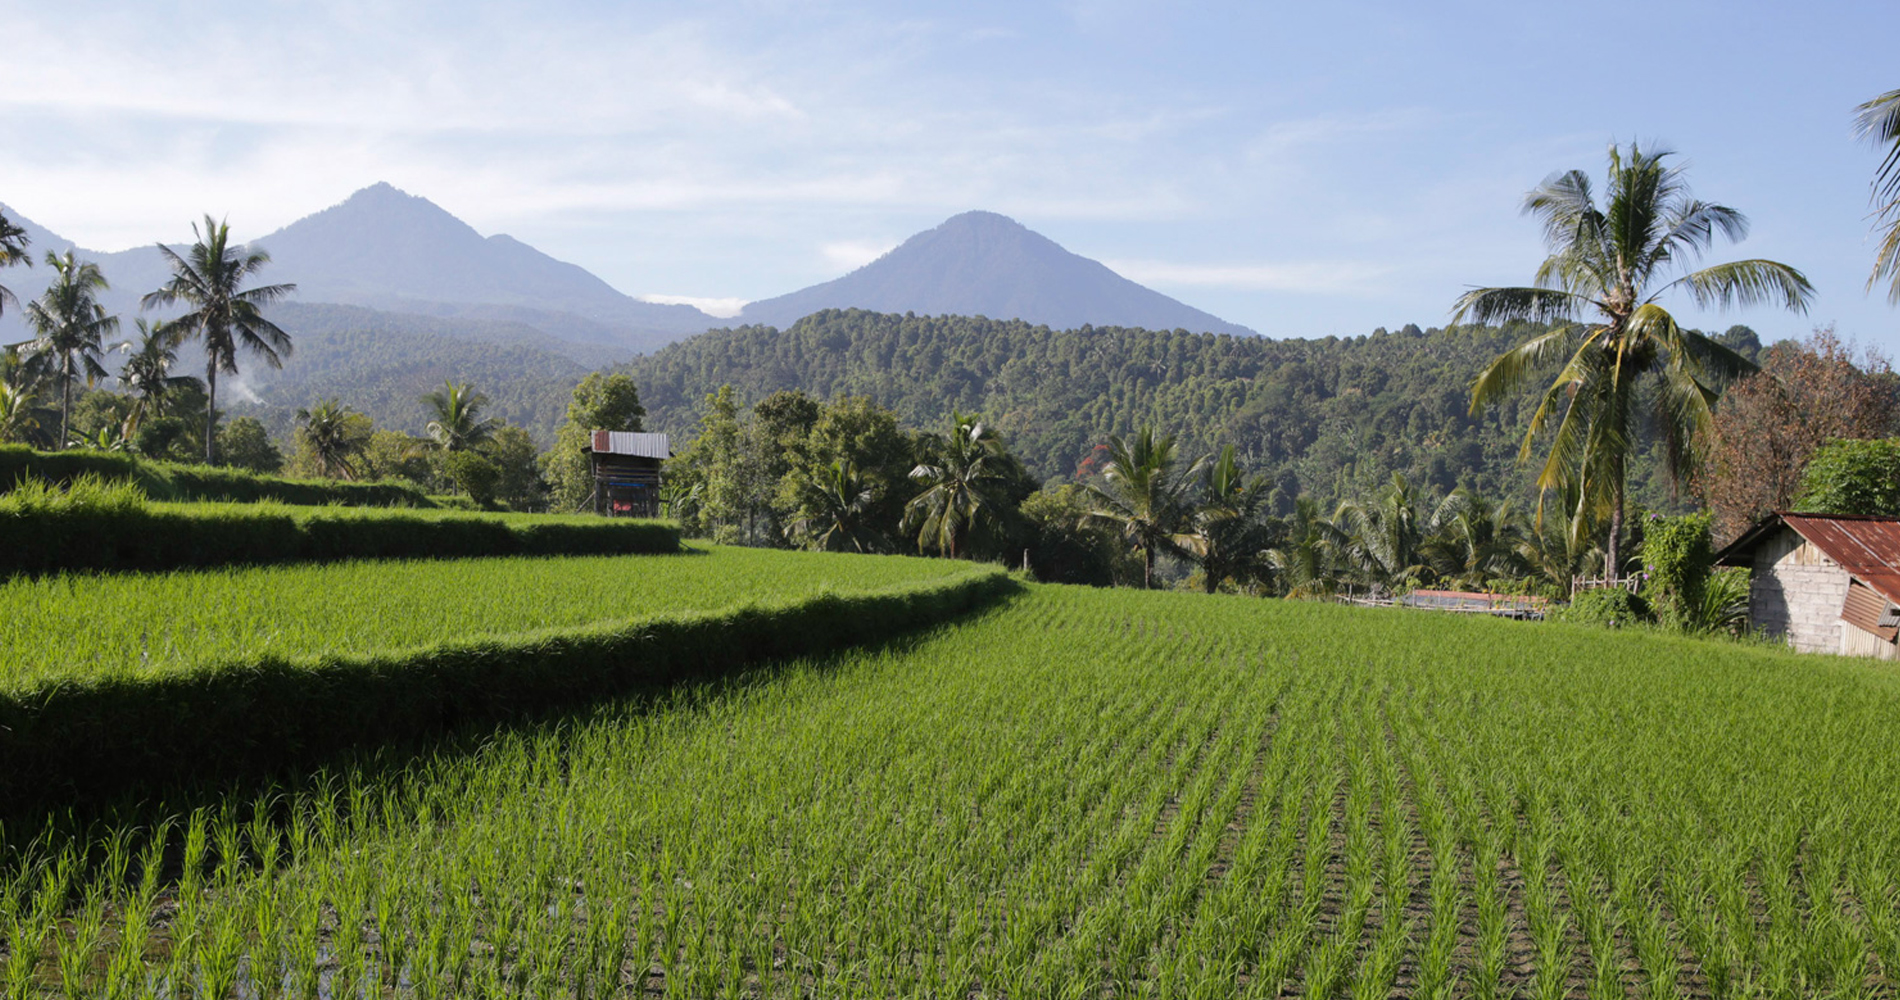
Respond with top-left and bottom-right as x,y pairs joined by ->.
0,552 -> 1016,814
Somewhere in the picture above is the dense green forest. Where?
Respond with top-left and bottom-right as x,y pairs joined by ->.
621,309 -> 1764,514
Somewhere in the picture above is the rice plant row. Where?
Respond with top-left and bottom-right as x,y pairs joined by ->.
6,581 -> 1900,997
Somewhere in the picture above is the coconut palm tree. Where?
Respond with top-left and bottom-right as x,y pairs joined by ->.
20,252 -> 119,449
1330,473 -> 1442,593
295,399 -> 363,479
1420,491 -> 1529,590
421,380 -> 501,452
1456,143 -> 1810,580
788,459 -> 886,553
0,379 -> 39,444
1085,428 -> 1206,589
116,319 -> 202,439
141,215 -> 295,464
1188,445 -> 1274,593
1856,89 -> 1900,303
1267,496 -> 1346,599
903,413 -> 1015,559
0,210 -> 28,318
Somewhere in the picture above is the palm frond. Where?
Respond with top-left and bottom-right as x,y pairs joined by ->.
1658,259 -> 1814,313
1450,286 -> 1587,329
1470,322 -> 1589,419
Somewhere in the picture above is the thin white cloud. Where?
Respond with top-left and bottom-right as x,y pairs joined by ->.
638,294 -> 748,318
1105,259 -> 1391,296
821,240 -> 900,271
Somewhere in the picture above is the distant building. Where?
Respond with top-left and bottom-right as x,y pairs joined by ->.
1715,512 -> 1900,660
584,431 -> 670,518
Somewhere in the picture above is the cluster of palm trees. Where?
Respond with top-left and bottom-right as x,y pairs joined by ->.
1078,429 -> 1590,596
0,214 -> 293,463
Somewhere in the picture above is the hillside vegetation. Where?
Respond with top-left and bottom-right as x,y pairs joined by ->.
623,309 -> 1762,512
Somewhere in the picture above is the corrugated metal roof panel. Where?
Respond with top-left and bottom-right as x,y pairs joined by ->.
1780,513 -> 1900,607
1842,579 -> 1900,642
588,431 -> 671,458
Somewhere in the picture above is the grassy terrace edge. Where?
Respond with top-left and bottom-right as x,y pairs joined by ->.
0,444 -> 432,507
0,566 -> 1018,811
0,502 -> 681,575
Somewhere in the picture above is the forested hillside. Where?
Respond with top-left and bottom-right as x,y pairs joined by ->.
623,309 -> 1763,512
231,304 -> 600,443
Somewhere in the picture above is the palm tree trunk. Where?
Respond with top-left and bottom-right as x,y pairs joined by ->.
1606,486 -> 1625,583
59,362 -> 72,450
1143,542 -> 1155,589
205,361 -> 218,465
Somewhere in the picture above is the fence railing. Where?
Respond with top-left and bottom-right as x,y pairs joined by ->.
1570,575 -> 1643,597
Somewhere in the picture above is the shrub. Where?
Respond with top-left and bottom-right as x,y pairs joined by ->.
1560,588 -> 1654,628
1641,513 -> 1715,631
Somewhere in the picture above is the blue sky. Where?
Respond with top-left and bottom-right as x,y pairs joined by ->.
3,0 -> 1895,346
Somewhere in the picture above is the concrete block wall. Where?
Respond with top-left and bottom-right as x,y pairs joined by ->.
1751,529 -> 1849,654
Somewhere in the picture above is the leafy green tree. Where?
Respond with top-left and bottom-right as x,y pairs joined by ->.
1085,428 -> 1206,589
0,210 -> 27,318
785,460 -> 886,552
544,372 -> 645,512
1792,438 -> 1900,516
142,215 -> 295,464
295,399 -> 367,479
1458,143 -> 1809,579
902,413 -> 1018,559
116,319 -> 203,440
216,416 -> 284,474
1856,88 -> 1900,303
1189,445 -> 1275,593
358,429 -> 434,485
443,450 -> 502,507
481,425 -> 546,510
774,396 -> 917,550
21,252 -> 120,448
1019,484 -> 1132,586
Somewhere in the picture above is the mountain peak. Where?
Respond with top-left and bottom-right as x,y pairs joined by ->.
739,211 -> 1254,336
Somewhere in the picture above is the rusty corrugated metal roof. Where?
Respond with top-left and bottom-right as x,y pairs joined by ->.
587,431 -> 671,458
1779,513 -> 1900,607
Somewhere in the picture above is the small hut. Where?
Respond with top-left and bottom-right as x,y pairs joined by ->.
584,431 -> 670,517
1714,512 -> 1900,659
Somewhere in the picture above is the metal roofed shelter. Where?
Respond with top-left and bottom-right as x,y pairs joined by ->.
585,431 -> 670,517
1715,512 -> 1900,659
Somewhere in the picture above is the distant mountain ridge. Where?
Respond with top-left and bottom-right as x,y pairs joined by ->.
739,211 -> 1255,337
2,194 -> 1255,354
0,186 -> 722,355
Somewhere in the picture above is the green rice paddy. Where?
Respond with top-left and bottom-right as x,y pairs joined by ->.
6,563 -> 1900,997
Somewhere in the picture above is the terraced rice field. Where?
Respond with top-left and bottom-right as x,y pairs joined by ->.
0,545 -> 976,692
6,577 -> 1900,998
